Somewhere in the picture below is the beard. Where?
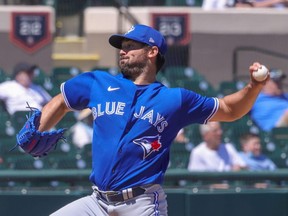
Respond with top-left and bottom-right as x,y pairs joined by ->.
119,56 -> 148,81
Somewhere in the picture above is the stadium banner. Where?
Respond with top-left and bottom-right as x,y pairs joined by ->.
151,13 -> 191,46
10,12 -> 51,53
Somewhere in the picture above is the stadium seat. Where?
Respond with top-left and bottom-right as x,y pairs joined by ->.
79,143 -> 92,169
194,0 -> 203,6
0,111 -> 15,137
268,127 -> 288,168
33,68 -> 55,92
0,139 -> 19,154
52,66 -> 81,86
0,100 -> 6,112
271,127 -> 288,145
266,145 -> 288,169
0,161 -> 6,169
175,80 -> 218,97
56,111 -> 77,129
90,66 -> 110,72
47,141 -> 78,166
0,179 -> 31,189
163,67 -> 213,94
128,0 -> 165,6
47,83 -> 61,97
10,111 -> 30,132
46,180 -> 71,189
169,143 -> 191,169
50,141 -> 76,157
165,0 -> 195,6
185,124 -> 202,147
33,68 -> 49,86
55,157 -> 87,169
156,71 -> 171,87
9,156 -> 49,170
0,67 -> 9,82
221,115 -> 259,150
0,138 -> 18,169
165,66 -> 205,85
86,0 -> 115,6
217,80 -> 246,97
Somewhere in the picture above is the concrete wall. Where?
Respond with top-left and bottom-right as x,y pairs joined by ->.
84,7 -> 288,87
0,189 -> 288,216
0,6 -> 288,87
0,6 -> 55,74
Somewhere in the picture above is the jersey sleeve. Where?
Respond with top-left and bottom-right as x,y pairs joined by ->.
61,72 -> 95,110
180,88 -> 219,125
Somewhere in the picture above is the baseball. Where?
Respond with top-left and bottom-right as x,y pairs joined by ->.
252,65 -> 269,82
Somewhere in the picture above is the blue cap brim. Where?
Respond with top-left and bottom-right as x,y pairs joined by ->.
109,34 -> 147,50
109,34 -> 124,49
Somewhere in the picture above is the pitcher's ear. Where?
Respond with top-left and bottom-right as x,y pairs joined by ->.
148,46 -> 159,58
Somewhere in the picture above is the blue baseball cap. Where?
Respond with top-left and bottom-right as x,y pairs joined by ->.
109,24 -> 167,56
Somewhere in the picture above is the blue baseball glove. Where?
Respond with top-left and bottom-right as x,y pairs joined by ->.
16,108 -> 66,157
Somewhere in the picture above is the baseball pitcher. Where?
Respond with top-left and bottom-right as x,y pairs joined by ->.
16,24 -> 268,216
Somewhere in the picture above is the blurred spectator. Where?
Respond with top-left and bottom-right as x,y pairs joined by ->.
250,69 -> 288,132
202,0 -> 234,10
235,0 -> 287,8
239,133 -> 276,171
188,121 -> 246,171
70,108 -> 93,149
0,62 -> 51,115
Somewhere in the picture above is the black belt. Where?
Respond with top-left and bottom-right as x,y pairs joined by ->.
93,186 -> 146,203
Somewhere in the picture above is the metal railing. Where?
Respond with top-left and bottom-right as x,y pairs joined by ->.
1,168 -> 288,190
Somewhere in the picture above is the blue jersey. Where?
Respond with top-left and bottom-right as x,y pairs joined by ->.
61,71 -> 219,191
251,92 -> 288,131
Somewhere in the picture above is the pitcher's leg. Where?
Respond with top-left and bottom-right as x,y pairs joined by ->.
50,193 -> 108,216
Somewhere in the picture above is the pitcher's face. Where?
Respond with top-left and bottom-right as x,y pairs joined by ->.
119,40 -> 149,80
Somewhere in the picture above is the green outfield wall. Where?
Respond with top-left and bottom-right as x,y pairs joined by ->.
0,189 -> 287,216
1,169 -> 288,216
